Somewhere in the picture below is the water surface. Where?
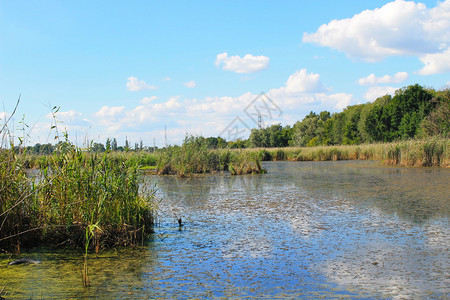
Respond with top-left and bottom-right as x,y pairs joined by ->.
1,161 -> 449,299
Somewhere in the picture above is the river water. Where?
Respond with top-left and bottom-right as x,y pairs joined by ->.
1,161 -> 449,299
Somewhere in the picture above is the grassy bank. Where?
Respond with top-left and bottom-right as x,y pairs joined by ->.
241,138 -> 449,167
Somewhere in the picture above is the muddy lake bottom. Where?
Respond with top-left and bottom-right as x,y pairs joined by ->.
1,161 -> 449,299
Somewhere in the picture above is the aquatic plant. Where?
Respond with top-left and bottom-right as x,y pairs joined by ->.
34,143 -> 157,248
156,135 -> 265,176
228,150 -> 266,175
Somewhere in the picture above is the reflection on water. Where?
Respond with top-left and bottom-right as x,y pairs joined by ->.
1,161 -> 449,299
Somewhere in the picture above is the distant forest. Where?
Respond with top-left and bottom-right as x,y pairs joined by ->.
23,84 -> 449,154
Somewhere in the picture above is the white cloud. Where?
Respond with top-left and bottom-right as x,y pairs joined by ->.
95,106 -> 125,118
94,97 -> 183,132
45,109 -> 90,127
303,0 -> 450,64
162,77 -> 171,81
126,76 -> 157,91
267,69 -> 326,106
284,69 -> 324,93
315,93 -> 353,110
141,96 -> 158,104
215,52 -> 270,74
358,71 -> 409,86
364,86 -> 398,102
48,109 -> 81,122
184,80 -> 196,88
417,48 -> 450,75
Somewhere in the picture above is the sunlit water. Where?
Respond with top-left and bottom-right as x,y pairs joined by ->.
1,161 -> 449,299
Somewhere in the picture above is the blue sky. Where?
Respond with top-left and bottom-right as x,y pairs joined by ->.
1,0 -> 449,147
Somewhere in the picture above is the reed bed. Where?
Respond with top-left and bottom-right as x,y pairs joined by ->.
236,138 -> 449,167
1,144 -> 157,252
155,136 -> 265,176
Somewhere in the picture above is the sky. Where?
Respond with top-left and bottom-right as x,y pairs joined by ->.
1,0 -> 449,147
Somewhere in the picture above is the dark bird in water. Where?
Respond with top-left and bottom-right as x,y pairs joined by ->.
8,258 -> 40,266
178,217 -> 183,227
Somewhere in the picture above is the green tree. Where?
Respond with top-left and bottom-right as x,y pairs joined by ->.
91,142 -> 105,152
419,89 -> 450,137
389,84 -> 434,139
111,138 -> 118,151
291,112 -> 320,147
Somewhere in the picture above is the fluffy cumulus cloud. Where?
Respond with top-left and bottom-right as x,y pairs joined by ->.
283,69 -> 325,93
92,68 -> 356,143
268,69 -> 333,108
94,96 -> 183,133
95,106 -> 125,118
46,109 -> 91,127
358,72 -> 409,86
94,106 -> 126,131
215,52 -> 270,73
184,80 -> 196,88
364,86 -> 399,102
303,0 -> 450,73
417,48 -> 450,75
315,93 -> 353,110
126,76 -> 157,91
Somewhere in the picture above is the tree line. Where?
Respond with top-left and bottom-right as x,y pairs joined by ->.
22,138 -> 159,155
248,84 -> 449,148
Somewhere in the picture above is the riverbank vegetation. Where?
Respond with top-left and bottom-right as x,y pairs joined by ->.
1,136 -> 156,253
245,138 -> 449,167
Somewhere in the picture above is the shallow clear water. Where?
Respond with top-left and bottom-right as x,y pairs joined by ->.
1,161 -> 449,299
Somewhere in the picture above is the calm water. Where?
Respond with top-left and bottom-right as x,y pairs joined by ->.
1,161 -> 449,299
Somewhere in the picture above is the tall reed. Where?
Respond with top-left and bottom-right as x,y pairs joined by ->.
234,138 -> 449,167
34,143 -> 157,248
1,142 -> 157,251
156,136 -> 263,176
